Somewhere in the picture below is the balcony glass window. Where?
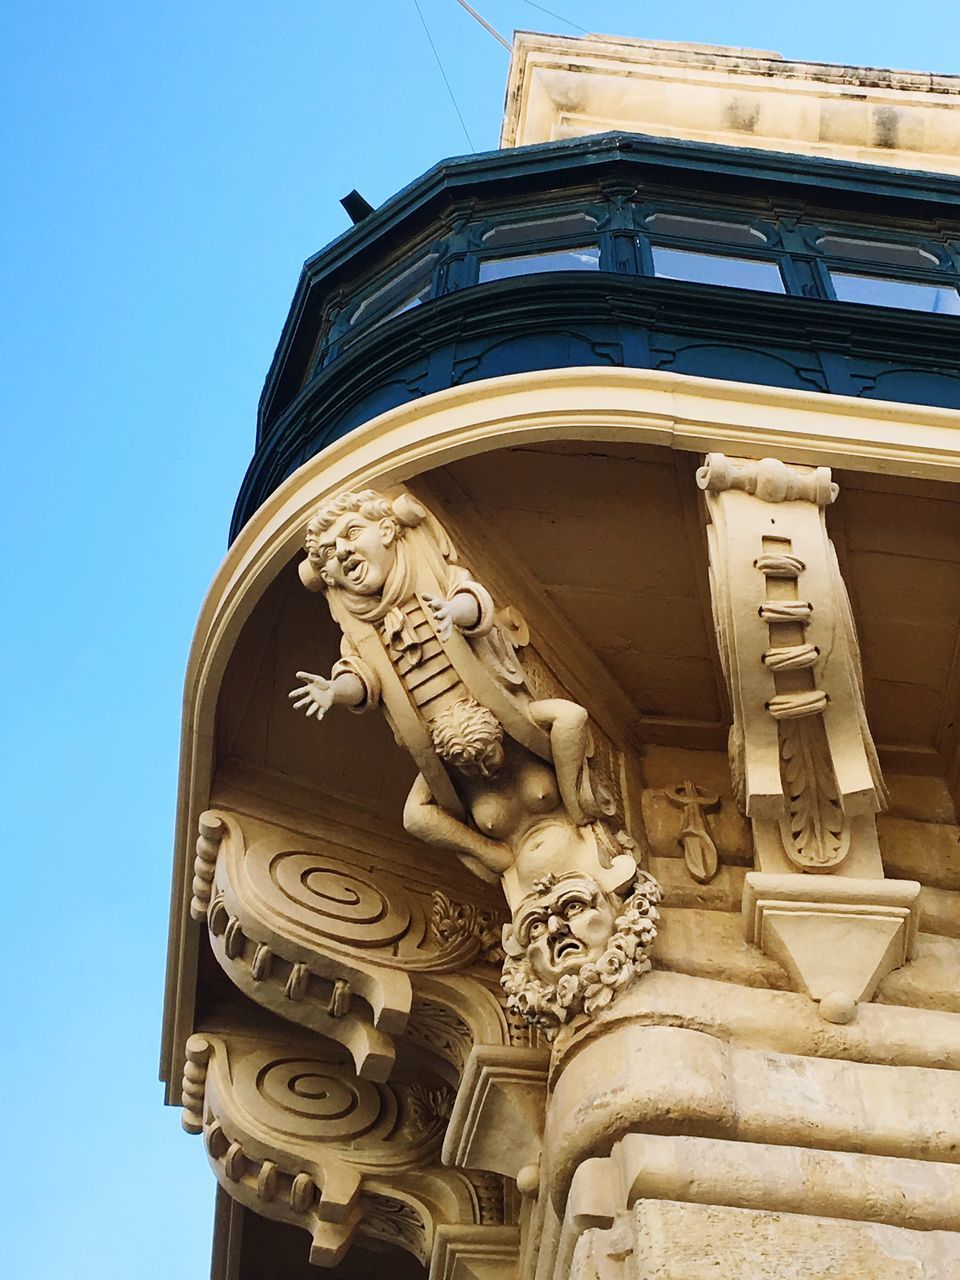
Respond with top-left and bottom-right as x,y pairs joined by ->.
481,212 -> 598,249
645,213 -> 768,246
817,235 -> 939,269
350,253 -> 438,327
478,245 -> 601,283
651,246 -> 785,293
829,271 -> 960,314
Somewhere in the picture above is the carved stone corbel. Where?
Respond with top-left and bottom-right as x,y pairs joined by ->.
442,1044 -> 550,1186
193,808 -> 510,1081
181,1030 -> 486,1267
287,486 -> 662,1040
698,452 -> 886,875
698,454 -> 919,1022
429,1224 -> 521,1280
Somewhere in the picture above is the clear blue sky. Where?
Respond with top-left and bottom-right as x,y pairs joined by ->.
2,3 -> 957,1275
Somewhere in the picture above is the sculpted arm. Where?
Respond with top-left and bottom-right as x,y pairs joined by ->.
528,699 -> 591,825
288,670 -> 366,721
289,641 -> 380,723
403,773 -> 510,884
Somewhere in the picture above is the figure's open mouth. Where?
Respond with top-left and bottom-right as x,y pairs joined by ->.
553,937 -> 582,962
344,554 -> 366,583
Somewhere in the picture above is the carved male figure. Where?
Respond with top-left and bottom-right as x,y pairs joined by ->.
290,489 -> 635,906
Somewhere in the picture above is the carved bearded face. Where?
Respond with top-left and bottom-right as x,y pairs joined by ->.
314,510 -> 398,596
514,876 -> 619,985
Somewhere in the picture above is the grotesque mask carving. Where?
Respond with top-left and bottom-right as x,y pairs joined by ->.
500,871 -> 662,1039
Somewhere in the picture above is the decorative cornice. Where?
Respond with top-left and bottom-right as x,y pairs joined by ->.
162,366 -> 960,1099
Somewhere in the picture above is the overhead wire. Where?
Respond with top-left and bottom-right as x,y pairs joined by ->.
412,0 -> 477,152
516,0 -> 589,34
452,0 -> 511,50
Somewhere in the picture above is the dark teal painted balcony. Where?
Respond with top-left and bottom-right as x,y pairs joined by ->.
231,133 -> 960,540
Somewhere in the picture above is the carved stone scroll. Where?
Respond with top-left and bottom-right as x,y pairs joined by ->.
697,453 -> 886,876
195,808 -> 511,1081
181,1030 -> 484,1266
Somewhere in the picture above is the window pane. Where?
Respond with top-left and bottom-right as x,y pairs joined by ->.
645,213 -> 767,245
817,236 -> 939,269
478,245 -> 601,283
652,246 -> 784,293
481,212 -> 598,248
830,271 -> 960,314
351,253 -> 437,325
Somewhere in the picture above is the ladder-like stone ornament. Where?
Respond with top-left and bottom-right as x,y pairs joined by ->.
698,453 -> 920,1022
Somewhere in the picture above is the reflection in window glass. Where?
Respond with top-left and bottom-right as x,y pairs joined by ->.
817,236 -> 939,269
652,246 -> 785,293
645,213 -> 767,246
481,212 -> 598,249
830,271 -> 960,314
351,254 -> 437,326
478,245 -> 601,283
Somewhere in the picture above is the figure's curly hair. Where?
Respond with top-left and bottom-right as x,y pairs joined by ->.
501,869 -> 661,1040
304,490 -> 397,563
430,698 -> 503,768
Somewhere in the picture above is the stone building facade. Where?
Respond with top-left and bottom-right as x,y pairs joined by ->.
162,32 -> 960,1279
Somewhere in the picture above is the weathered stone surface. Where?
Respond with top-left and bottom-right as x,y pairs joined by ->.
653,907 -> 790,989
918,885 -> 960,939
877,933 -> 960,1014
647,858 -> 745,912
886,774 -> 957,825
879,816 -> 960,890
624,1200 -> 960,1279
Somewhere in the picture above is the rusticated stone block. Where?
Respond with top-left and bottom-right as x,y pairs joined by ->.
571,1201 -> 960,1279
652,907 -> 790,990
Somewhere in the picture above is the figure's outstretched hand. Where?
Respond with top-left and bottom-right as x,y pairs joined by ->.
423,592 -> 479,642
289,671 -> 335,721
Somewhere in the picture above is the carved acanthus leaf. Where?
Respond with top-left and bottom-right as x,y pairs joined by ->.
431,890 -> 505,966
361,1194 -> 429,1262
779,717 -> 850,870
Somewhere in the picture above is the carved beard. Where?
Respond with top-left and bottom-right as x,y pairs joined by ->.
501,873 -> 662,1039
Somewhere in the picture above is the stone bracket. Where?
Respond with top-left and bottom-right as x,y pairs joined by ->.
429,1225 -> 520,1280
443,1045 -> 550,1182
743,872 -> 921,1021
698,452 -> 887,877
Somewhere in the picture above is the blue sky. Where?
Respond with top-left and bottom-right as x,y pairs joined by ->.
2,3 -> 958,1275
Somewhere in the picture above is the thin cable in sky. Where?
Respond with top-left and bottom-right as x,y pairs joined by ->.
412,0 -> 476,153
518,0 -> 589,34
453,0 -> 512,50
